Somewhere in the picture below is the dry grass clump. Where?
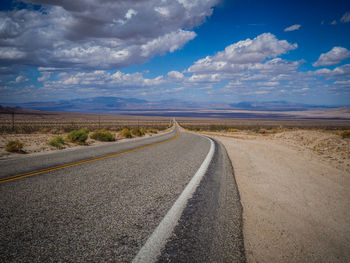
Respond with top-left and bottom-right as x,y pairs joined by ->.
91,130 -> 115,142
6,140 -> 24,153
119,127 -> 155,138
131,128 -> 145,137
255,127 -> 283,134
47,136 -> 65,149
147,129 -> 158,134
339,130 -> 350,138
66,128 -> 89,145
119,128 -> 132,138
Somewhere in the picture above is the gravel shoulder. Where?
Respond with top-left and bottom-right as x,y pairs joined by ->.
206,130 -> 350,263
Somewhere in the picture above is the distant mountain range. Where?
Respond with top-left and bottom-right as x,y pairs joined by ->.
1,96 -> 338,113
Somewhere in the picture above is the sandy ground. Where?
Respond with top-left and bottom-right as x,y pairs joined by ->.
0,133 -> 126,158
206,130 -> 350,263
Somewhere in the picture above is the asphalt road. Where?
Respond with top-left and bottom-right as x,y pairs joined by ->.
0,124 -> 245,262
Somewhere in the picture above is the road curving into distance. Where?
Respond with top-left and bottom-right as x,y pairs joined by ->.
0,122 -> 245,263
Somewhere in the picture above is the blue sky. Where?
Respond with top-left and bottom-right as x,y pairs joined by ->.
0,0 -> 350,106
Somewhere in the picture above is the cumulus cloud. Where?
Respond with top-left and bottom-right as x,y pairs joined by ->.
167,71 -> 184,80
9,75 -> 29,84
0,0 -> 218,70
341,12 -> 350,23
14,75 -> 29,83
247,58 -> 300,74
0,47 -> 26,60
188,33 -> 297,73
313,47 -> 350,67
313,64 -> 350,77
284,24 -> 301,32
37,72 -> 52,82
141,30 -> 196,57
178,33 -> 343,97
44,70 -> 165,90
188,73 -> 222,83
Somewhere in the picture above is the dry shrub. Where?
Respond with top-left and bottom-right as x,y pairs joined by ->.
67,128 -> 89,144
339,130 -> 350,138
91,130 -> 115,141
148,129 -> 158,134
48,136 -> 65,149
131,128 -> 145,137
119,128 -> 132,138
6,140 -> 24,153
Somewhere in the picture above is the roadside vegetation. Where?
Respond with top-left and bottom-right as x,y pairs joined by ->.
118,127 -> 161,138
66,128 -> 89,145
119,128 -> 132,138
181,124 -> 286,134
181,123 -> 349,135
131,128 -> 146,137
47,136 -> 65,149
91,129 -> 116,141
339,130 -> 350,138
5,140 -> 24,153
147,129 -> 158,134
0,117 -> 172,156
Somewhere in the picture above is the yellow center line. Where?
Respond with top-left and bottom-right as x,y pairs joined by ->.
0,132 -> 180,184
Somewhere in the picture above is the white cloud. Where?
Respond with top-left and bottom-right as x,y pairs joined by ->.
247,58 -> 300,73
313,64 -> 350,77
313,47 -> 350,67
284,24 -> 301,32
155,7 -> 170,17
141,30 -> 196,57
125,9 -> 137,20
176,33 -> 309,95
37,72 -> 52,82
341,12 -> 350,23
167,32 -> 349,98
250,90 -> 270,95
15,75 -> 29,83
334,79 -> 350,85
188,33 -> 297,73
0,47 -> 26,60
45,70 -> 165,90
9,75 -> 29,84
0,0 -> 219,70
188,73 -> 222,83
167,71 -> 184,80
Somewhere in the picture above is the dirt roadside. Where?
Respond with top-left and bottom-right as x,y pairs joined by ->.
0,128 -> 171,158
206,130 -> 350,263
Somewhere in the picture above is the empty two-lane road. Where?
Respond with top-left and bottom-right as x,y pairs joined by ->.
0,125 -> 245,262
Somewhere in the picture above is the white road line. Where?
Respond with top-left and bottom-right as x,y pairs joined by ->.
132,136 -> 215,263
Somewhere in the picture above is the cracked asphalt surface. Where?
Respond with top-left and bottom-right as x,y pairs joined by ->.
0,126 -> 245,263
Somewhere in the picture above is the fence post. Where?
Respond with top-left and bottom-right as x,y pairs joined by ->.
12,111 -> 15,132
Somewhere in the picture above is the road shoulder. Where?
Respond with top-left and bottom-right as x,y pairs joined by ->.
157,139 -> 246,263
212,133 -> 350,263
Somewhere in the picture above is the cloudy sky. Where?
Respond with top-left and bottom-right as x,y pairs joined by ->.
0,0 -> 350,105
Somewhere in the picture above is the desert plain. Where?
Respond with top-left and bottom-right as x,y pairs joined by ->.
1,109 -> 350,262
